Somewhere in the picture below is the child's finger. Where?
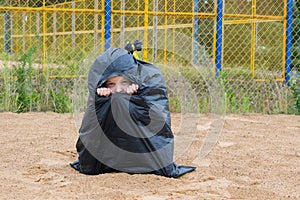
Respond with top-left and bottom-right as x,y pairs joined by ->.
105,88 -> 112,96
127,84 -> 139,94
126,86 -> 133,94
131,84 -> 138,93
97,88 -> 101,95
133,84 -> 139,92
97,88 -> 112,96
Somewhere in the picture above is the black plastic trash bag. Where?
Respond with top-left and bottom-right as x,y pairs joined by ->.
71,48 -> 196,178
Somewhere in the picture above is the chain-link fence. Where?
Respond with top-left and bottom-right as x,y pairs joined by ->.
0,0 -> 299,114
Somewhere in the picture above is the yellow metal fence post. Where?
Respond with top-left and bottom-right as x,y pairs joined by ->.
282,0 -> 287,81
42,0 -> 49,109
101,0 -> 105,52
172,0 -> 175,62
250,0 -> 257,78
143,0 -> 148,61
42,0 -> 47,73
163,0 -> 167,75
213,0 -> 217,67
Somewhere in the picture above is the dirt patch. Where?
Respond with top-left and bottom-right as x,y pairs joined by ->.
0,112 -> 299,199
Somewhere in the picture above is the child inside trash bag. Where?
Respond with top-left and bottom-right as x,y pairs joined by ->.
70,47 -> 195,178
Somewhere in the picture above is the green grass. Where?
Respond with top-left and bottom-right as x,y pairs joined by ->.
0,47 -> 75,113
290,72 -> 300,115
0,48 -> 298,114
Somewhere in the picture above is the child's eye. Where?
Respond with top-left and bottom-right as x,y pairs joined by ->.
106,83 -> 115,88
121,80 -> 130,85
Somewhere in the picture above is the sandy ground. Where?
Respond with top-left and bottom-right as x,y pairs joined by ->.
0,112 -> 300,200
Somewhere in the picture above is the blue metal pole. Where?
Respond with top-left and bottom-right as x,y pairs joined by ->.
104,0 -> 111,50
193,0 -> 199,65
285,0 -> 293,84
4,13 -> 11,53
215,0 -> 223,76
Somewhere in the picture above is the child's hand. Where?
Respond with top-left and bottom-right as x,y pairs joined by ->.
97,84 -> 139,96
97,87 -> 112,97
126,84 -> 139,94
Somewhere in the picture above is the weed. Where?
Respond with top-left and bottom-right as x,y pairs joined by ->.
290,71 -> 300,115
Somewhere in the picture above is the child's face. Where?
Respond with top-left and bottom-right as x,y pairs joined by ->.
105,76 -> 131,93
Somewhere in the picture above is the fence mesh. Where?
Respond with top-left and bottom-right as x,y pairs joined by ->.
0,0 -> 299,114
